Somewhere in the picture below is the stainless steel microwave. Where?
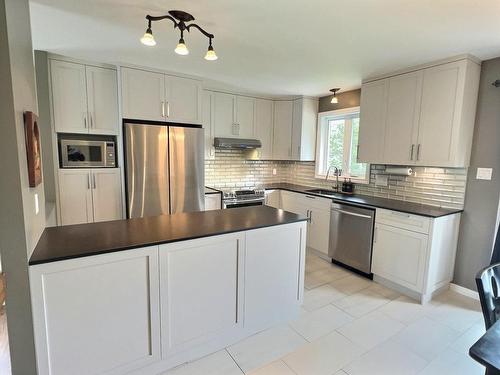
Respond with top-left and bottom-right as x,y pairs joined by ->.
60,139 -> 116,168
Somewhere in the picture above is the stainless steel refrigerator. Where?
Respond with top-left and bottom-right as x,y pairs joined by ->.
124,122 -> 204,218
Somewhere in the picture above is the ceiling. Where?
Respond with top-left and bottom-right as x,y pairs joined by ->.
29,0 -> 500,97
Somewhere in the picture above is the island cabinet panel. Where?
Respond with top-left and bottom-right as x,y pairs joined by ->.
29,246 -> 160,375
159,233 -> 245,359
244,222 -> 306,331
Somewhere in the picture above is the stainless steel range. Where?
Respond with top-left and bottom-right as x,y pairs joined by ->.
222,188 -> 265,209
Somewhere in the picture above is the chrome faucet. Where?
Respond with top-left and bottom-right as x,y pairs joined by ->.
325,166 -> 342,192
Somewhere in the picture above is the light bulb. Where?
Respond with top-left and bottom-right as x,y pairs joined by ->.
204,45 -> 218,61
140,28 -> 156,46
175,38 -> 189,55
331,96 -> 338,104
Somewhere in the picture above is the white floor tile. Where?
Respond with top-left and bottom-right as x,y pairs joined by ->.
391,317 -> 461,361
227,325 -> 306,373
337,311 -> 405,350
290,304 -> 354,341
283,331 -> 365,375
344,340 -> 428,375
424,295 -> 482,333
247,360 -> 296,375
305,266 -> 351,289
365,283 -> 401,300
332,289 -> 391,318
163,350 -> 242,375
418,348 -> 484,375
449,322 -> 485,355
329,275 -> 372,296
377,295 -> 428,325
303,284 -> 346,311
305,256 -> 331,273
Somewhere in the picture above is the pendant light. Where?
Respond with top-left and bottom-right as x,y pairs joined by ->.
330,88 -> 340,104
140,21 -> 156,46
204,39 -> 218,61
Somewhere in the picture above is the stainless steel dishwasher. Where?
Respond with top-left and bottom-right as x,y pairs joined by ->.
329,202 -> 375,276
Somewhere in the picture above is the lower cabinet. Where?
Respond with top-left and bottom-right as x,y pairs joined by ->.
30,246 -> 161,375
58,168 -> 122,225
204,193 -> 221,210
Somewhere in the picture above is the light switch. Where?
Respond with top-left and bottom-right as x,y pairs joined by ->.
272,168 -> 277,175
375,174 -> 388,187
476,168 -> 493,180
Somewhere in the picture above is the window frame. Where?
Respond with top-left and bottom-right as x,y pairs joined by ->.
314,106 -> 370,184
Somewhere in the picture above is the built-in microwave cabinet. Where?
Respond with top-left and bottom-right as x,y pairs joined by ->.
358,57 -> 481,168
121,67 -> 202,125
50,60 -> 119,135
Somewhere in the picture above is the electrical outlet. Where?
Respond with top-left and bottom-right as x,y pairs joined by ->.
477,167 -> 493,180
272,168 -> 277,175
34,193 -> 39,215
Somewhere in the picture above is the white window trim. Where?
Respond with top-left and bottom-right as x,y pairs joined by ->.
315,106 -> 370,184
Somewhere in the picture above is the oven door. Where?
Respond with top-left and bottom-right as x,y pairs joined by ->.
223,198 -> 265,209
61,140 -> 106,168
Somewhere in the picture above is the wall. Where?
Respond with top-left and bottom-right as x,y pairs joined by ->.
454,58 -> 500,290
0,0 -> 46,373
318,89 -> 361,112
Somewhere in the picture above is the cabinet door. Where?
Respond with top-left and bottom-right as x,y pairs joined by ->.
255,99 -> 274,159
372,223 -> 428,292
416,61 -> 463,166
272,100 -> 294,160
91,169 -> 123,223
213,92 -> 236,137
281,191 -> 307,215
383,71 -> 422,164
235,96 -> 255,138
121,67 -> 165,122
291,99 -> 303,160
159,233 -> 243,357
58,169 -> 93,226
358,80 -> 388,163
204,194 -> 221,210
30,246 -> 160,375
85,66 -> 119,135
264,190 -> 281,209
308,205 -> 330,256
50,60 -> 88,133
245,223 -> 305,331
292,98 -> 317,161
202,90 -> 215,159
165,75 -> 202,124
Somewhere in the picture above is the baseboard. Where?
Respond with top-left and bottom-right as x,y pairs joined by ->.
450,283 -> 479,300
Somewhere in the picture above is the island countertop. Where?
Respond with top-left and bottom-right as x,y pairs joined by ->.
29,206 -> 307,265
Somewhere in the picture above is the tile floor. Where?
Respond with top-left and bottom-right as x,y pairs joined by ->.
164,253 -> 486,375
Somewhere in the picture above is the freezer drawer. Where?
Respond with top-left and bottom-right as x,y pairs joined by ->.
328,202 -> 375,275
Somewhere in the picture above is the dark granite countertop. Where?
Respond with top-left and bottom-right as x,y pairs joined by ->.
29,206 -> 307,266
469,320 -> 500,372
263,183 -> 462,218
205,186 -> 222,195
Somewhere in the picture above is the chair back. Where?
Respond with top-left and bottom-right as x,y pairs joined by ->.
476,262 -> 500,330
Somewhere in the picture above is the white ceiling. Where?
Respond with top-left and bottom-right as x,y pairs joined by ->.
29,0 -> 500,97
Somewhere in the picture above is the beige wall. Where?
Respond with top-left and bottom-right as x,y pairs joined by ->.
0,0 -> 46,373
318,89 -> 361,112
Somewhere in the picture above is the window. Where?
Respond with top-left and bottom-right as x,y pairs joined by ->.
315,107 -> 369,183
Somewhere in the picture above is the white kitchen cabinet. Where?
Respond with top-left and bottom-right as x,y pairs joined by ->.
159,233 -> 244,357
383,71 -> 422,165
291,98 -> 318,161
121,67 -> 202,124
204,193 -> 221,210
236,96 -> 256,138
58,168 -> 122,226
91,169 -> 123,222
51,60 -> 119,135
58,169 -> 93,226
372,208 -> 461,303
202,90 -> 215,159
272,100 -> 294,160
245,223 -> 306,331
264,189 -> 281,209
358,79 -> 388,164
213,91 -> 236,137
254,99 -> 274,159
50,60 -> 88,134
85,66 -> 119,134
30,246 -> 161,375
358,56 -> 480,167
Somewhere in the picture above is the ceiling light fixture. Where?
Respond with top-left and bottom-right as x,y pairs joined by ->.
330,88 -> 340,104
140,10 -> 217,61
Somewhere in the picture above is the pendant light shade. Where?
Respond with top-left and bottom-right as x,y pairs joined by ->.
175,38 -> 189,55
330,88 -> 340,104
204,44 -> 218,61
140,28 -> 156,46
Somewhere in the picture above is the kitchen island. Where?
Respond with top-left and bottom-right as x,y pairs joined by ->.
29,206 -> 307,375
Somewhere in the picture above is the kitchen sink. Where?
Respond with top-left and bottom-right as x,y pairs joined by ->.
305,189 -> 342,196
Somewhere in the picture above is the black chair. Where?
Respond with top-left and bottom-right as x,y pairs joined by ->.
476,262 -> 500,330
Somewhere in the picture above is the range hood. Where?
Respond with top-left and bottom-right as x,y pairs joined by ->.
214,137 -> 262,149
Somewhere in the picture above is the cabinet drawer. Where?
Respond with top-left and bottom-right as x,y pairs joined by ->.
375,208 -> 431,234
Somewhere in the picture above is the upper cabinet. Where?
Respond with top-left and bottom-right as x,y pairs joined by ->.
254,99 -> 274,159
358,57 -> 481,167
272,100 -> 294,159
212,91 -> 255,138
51,60 -> 119,135
291,98 -> 318,161
121,67 -> 202,125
